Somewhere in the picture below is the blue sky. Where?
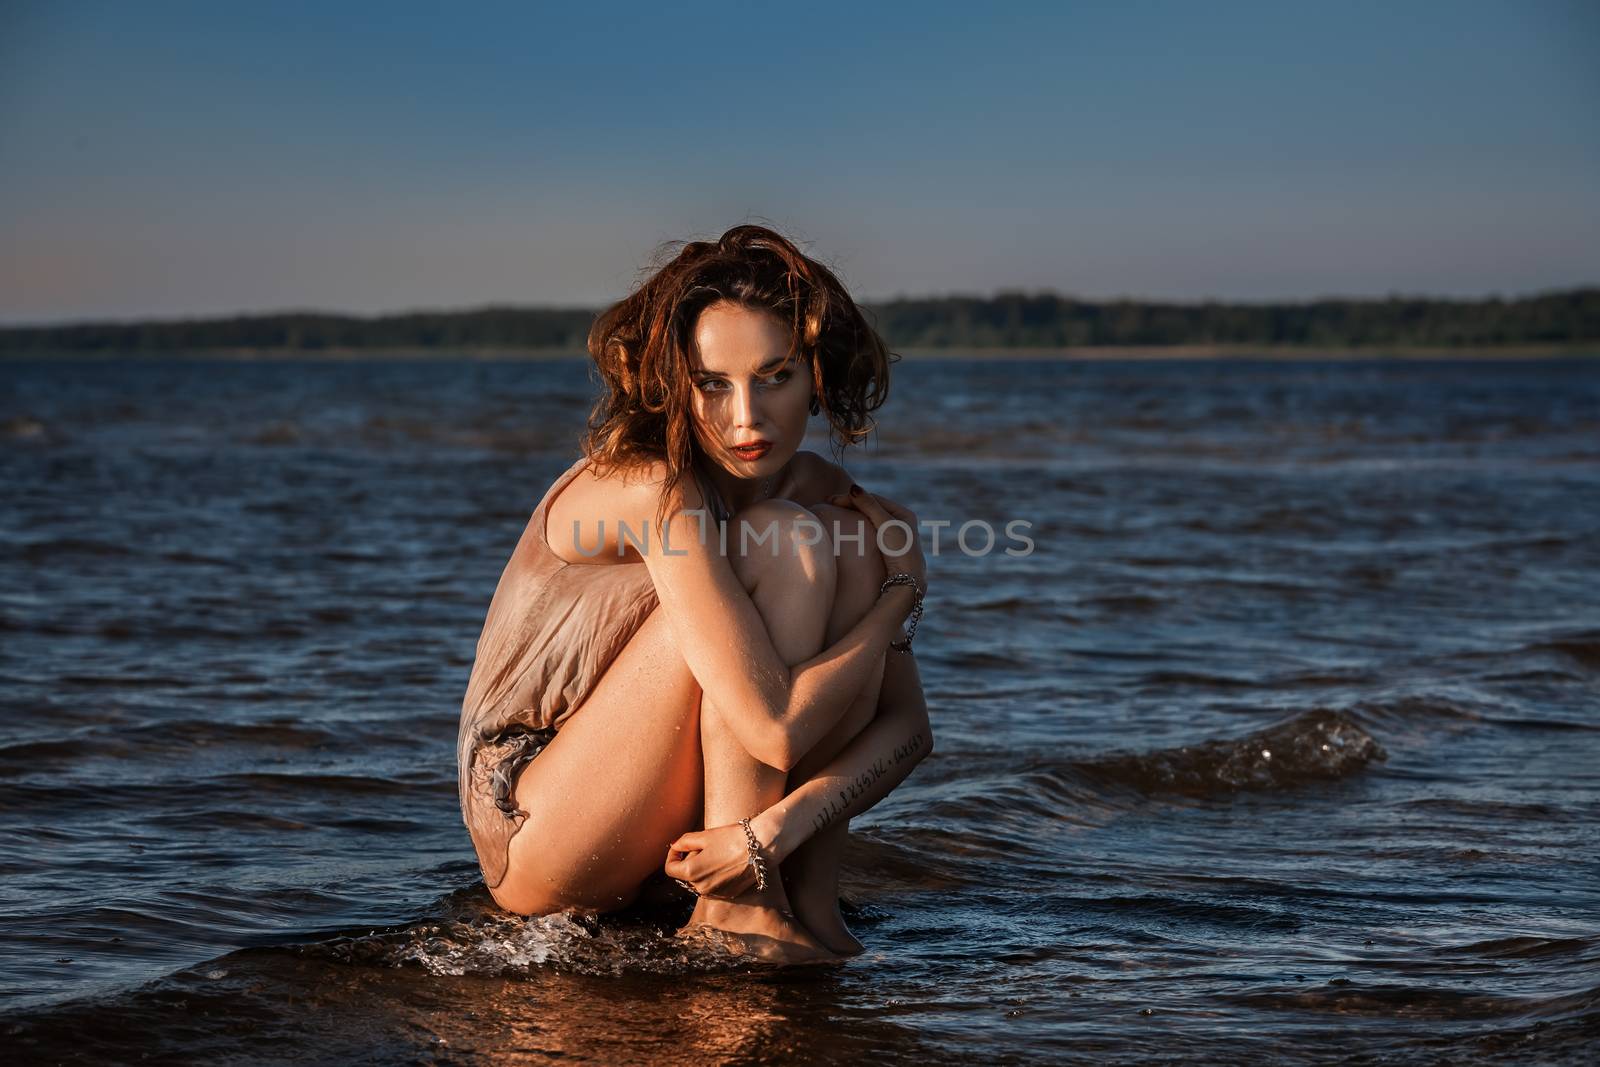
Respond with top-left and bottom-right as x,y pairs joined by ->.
1,0 -> 1596,322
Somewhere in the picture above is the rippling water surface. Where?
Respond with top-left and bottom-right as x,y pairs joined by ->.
3,356 -> 1598,1064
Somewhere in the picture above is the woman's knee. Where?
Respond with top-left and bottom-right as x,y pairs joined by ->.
498,802 -> 669,915
810,503 -> 886,638
489,859 -> 571,916
810,503 -> 885,580
492,865 -> 638,917
728,499 -> 837,593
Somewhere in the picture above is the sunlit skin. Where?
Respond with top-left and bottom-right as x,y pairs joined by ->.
492,301 -> 932,964
686,301 -> 814,513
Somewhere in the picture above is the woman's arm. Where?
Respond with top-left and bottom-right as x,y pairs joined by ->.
628,464 -> 919,772
753,649 -> 933,862
664,648 -> 932,897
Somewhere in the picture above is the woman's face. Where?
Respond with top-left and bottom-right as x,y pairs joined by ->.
688,301 -> 814,479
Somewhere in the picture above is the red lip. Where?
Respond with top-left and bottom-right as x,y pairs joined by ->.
730,441 -> 772,459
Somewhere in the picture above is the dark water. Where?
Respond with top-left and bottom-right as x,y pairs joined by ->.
3,356 -> 1598,1064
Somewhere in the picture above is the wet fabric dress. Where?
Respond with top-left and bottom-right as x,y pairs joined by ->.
457,456 -> 660,889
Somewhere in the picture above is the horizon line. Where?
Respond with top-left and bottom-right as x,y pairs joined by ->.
5,283 -> 1596,332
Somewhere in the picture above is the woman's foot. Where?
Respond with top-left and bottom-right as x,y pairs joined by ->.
677,896 -> 842,966
786,887 -> 864,957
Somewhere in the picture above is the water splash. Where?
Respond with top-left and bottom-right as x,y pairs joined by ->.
297,905 -> 768,978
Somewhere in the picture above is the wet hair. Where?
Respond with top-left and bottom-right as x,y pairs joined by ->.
580,224 -> 895,524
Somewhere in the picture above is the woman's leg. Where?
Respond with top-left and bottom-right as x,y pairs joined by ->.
690,502 -> 886,955
495,500 -> 879,962
773,502 -> 887,954
493,601 -> 706,916
683,500 -> 839,952
497,602 -> 833,961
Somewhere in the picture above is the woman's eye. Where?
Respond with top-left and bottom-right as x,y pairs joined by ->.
697,379 -> 726,393
764,371 -> 791,386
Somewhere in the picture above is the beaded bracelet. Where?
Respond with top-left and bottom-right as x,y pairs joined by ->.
880,573 -> 924,654
738,816 -> 770,891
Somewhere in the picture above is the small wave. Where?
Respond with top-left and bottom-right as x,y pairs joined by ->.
0,735 -> 111,765
17,537 -> 136,563
147,809 -> 313,831
1272,668 -> 1378,689
1345,694 -> 1487,728
1224,983 -> 1546,1021
909,708 -> 1389,833
1073,708 -> 1387,798
1052,891 -> 1305,934
247,421 -> 303,445
1399,797 -> 1582,823
157,550 -> 243,569
1481,713 -> 1600,732
1526,632 -> 1600,670
1478,669 -> 1586,685
91,618 -> 240,641
321,815 -> 429,834
944,649 -> 1031,671
1237,506 -> 1341,536
2,414 -> 51,441
138,718 -> 342,749
1341,561 -> 1397,589
0,719 -> 348,771
310,606 -> 357,624
1109,554 -> 1190,569
959,595 -> 1039,614
1081,593 -> 1166,613
357,415 -> 571,454
58,671 -> 191,689
1138,670 -> 1257,690
1437,934 -> 1600,961
206,771 -> 452,798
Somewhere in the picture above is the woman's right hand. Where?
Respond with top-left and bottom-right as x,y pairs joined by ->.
827,485 -> 928,595
664,823 -> 762,901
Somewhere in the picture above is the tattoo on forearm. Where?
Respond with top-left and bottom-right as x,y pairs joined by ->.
811,731 -> 927,834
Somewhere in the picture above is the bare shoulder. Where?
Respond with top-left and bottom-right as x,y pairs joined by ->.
583,455 -> 667,498
791,450 -> 856,502
567,456 -> 705,512
545,456 -> 709,564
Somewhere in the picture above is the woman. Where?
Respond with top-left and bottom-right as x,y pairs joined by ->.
457,225 -> 932,965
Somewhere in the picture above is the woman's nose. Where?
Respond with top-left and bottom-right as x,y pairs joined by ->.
732,385 -> 760,428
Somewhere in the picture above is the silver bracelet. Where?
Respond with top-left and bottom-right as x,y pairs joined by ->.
880,573 -> 924,654
738,816 -> 770,891
673,819 -> 771,897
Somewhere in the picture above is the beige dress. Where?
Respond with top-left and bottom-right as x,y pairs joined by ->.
457,456 -> 660,889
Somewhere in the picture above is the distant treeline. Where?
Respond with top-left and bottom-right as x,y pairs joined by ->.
873,289 -> 1599,348
3,289 -> 1597,353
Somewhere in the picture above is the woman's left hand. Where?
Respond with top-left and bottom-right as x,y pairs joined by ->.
664,823 -> 760,900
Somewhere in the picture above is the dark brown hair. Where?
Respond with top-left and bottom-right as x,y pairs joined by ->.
581,224 -> 895,522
